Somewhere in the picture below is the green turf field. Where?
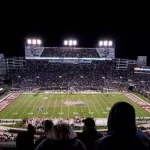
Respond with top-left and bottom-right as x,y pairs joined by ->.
0,93 -> 150,119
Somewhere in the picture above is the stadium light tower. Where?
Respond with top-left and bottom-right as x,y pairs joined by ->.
108,41 -> 113,46
27,39 -> 32,45
32,39 -> 36,45
63,39 -> 77,47
69,40 -> 73,46
99,41 -> 103,46
37,39 -> 41,45
73,40 -> 77,46
104,41 -> 108,46
26,38 -> 42,46
98,40 -> 113,47
64,40 -> 68,46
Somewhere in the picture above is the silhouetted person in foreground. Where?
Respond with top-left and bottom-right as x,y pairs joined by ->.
16,124 -> 35,150
95,102 -> 150,150
36,123 -> 86,150
79,118 -> 102,150
35,120 -> 54,148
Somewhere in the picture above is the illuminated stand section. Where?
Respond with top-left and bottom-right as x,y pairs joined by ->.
25,38 -> 115,60
25,38 -> 138,71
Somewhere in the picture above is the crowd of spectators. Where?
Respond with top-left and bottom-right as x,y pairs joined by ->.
129,73 -> 150,95
11,60 -> 129,91
10,59 -> 150,97
23,116 -> 84,130
40,47 -> 100,58
0,133 -> 16,142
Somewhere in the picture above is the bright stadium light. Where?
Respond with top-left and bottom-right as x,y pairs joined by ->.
64,40 -> 68,46
37,39 -> 41,45
69,40 -> 73,46
32,39 -> 36,45
108,41 -> 113,46
99,41 -> 103,46
73,40 -> 77,46
27,39 -> 32,45
104,41 -> 108,46
64,39 -> 77,46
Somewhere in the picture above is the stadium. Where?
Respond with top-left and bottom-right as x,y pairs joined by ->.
0,38 -> 150,148
0,39 -> 150,124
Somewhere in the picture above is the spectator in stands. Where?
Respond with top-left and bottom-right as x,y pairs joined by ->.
95,102 -> 150,150
79,118 -> 102,150
28,124 -> 36,135
36,123 -> 86,150
28,124 -> 36,147
16,131 -> 34,150
16,124 -> 35,150
35,120 -> 54,148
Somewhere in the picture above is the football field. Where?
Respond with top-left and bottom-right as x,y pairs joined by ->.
0,93 -> 150,119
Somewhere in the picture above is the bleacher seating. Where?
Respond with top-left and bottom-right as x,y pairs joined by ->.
40,47 -> 100,58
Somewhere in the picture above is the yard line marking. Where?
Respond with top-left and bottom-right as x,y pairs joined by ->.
98,94 -> 114,117
81,95 -> 93,118
2,95 -> 30,119
73,95 -> 77,115
87,95 -> 101,118
2,94 -> 27,119
100,94 -> 118,117
44,95 -> 53,118
77,94 -> 85,118
92,95 -> 107,118
60,95 -> 62,118
67,93 -> 69,118
60,95 -> 64,118
101,94 -> 114,106
19,95 -> 38,118
27,94 -> 43,119
94,95 -> 109,111
62,95 -> 65,116
36,95 -> 48,117
52,95 -> 58,117
9,95 -> 32,119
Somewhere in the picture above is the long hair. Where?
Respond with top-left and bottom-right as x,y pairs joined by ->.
47,123 -> 77,140
107,102 -> 136,136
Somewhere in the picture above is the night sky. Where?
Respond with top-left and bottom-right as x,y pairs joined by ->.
0,2 -> 150,64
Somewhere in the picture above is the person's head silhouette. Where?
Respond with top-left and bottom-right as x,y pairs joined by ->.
107,102 -> 136,136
